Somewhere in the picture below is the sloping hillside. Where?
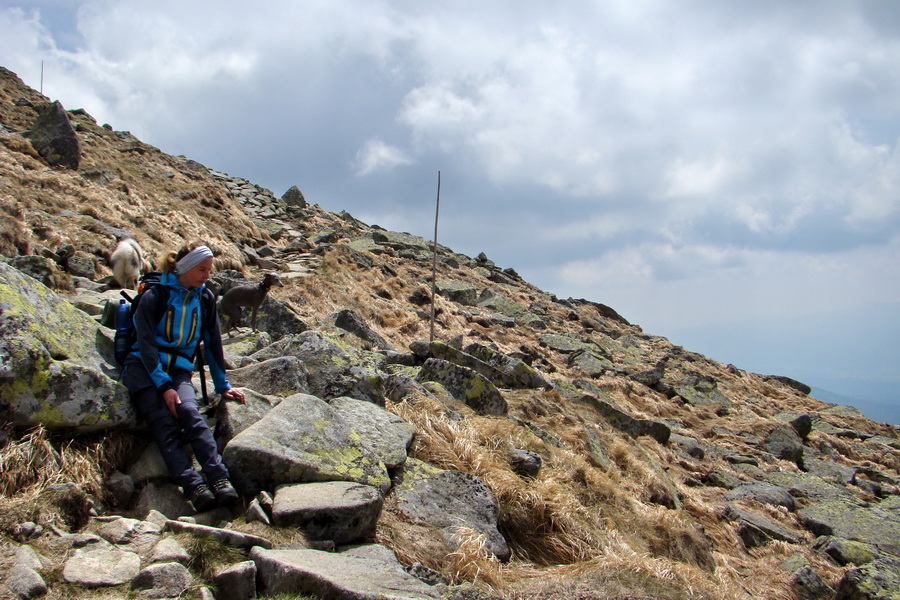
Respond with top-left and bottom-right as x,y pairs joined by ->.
2,65 -> 899,600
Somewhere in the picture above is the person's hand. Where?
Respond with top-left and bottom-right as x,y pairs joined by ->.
222,388 -> 245,404
162,388 -> 181,419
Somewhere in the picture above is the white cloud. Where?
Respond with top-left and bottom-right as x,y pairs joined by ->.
353,139 -> 412,176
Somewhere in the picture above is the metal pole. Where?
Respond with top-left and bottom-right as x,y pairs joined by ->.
40,61 -> 44,95
429,171 -> 441,345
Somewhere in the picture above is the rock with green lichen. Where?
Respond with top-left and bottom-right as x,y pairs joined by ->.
389,457 -> 510,561
223,392 -> 409,496
250,329 -> 386,404
416,358 -> 507,416
462,342 -> 550,389
0,261 -> 134,432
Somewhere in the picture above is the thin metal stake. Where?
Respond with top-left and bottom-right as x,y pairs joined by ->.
429,171 -> 441,345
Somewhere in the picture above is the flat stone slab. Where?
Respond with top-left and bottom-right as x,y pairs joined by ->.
164,520 -> 273,549
252,546 -> 443,599
272,481 -> 384,545
62,542 -> 141,587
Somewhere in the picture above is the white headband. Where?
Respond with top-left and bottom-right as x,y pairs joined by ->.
175,246 -> 214,274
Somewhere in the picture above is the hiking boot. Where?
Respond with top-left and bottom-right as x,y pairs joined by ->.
211,477 -> 239,506
187,483 -> 216,512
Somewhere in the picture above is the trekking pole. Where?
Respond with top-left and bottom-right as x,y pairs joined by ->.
195,340 -> 209,407
429,171 -> 441,345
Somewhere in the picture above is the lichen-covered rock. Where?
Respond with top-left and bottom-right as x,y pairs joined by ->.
835,554 -> 900,600
464,343 -> 551,389
226,356 -> 309,397
673,373 -> 731,413
765,425 -> 805,465
416,358 -> 508,416
722,505 -> 801,548
223,393 -> 392,496
0,261 -> 134,432
578,394 -> 670,444
435,280 -> 479,306
329,396 -> 414,469
389,457 -> 510,561
798,496 -> 900,554
251,330 -> 386,404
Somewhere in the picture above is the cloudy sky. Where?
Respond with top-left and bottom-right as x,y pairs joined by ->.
3,1 -> 898,421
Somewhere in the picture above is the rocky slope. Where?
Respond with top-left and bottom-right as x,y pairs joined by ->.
1,65 -> 899,600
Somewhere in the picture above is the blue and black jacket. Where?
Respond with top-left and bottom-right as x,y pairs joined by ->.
129,272 -> 231,395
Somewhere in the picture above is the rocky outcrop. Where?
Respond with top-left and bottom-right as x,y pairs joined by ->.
0,261 -> 134,432
26,100 -> 81,169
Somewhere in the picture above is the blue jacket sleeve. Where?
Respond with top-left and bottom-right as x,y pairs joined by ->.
133,287 -> 174,393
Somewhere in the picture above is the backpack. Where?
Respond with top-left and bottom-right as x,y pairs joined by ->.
114,271 -> 217,366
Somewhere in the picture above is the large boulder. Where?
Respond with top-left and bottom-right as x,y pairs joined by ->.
416,358 -> 508,416
26,100 -> 81,169
388,457 -> 510,561
251,330 -> 386,404
0,261 -> 134,432
222,393 -> 402,496
272,481 -> 384,544
226,356 -> 309,397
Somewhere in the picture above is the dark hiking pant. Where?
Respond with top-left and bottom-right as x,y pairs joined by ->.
128,372 -> 228,493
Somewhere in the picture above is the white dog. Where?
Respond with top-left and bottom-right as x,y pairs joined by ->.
109,238 -> 146,289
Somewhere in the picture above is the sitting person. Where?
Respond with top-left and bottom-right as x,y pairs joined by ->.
121,242 -> 245,511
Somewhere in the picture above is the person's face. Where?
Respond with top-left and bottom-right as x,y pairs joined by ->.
178,256 -> 213,289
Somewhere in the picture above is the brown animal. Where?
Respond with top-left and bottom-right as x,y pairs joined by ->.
218,272 -> 284,336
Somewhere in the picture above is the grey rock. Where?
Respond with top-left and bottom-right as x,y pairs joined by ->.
252,545 -> 443,599
813,536 -> 878,566
463,342 -> 551,389
329,396 -> 415,469
251,330 -> 385,404
582,427 -> 612,471
272,481 -> 384,544
416,358 -> 508,416
390,457 -> 509,561
835,553 -> 900,600
0,261 -> 135,432
509,449 -> 542,478
105,470 -> 136,508
131,482 -> 194,520
26,100 -> 81,169
213,561 -> 258,600
780,553 -> 834,600
669,433 -> 705,459
62,541 -> 142,587
764,471 -> 854,502
723,482 -> 796,511
578,394 -> 670,444
227,357 -> 308,397
798,496 -> 900,554
214,388 -> 281,447
5,563 -> 47,599
223,393 -> 392,496
722,506 -> 801,548
164,520 -> 273,549
282,185 -> 307,208
334,308 -> 394,351
435,280 -> 478,305
148,537 -> 191,565
131,562 -> 193,598
246,498 -> 271,526
673,373 -> 731,413
765,425 -> 804,465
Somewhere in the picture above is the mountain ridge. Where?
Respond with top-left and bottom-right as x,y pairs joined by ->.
2,64 -> 900,600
